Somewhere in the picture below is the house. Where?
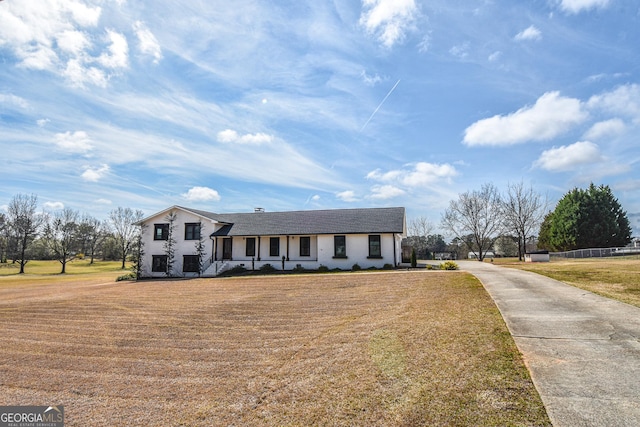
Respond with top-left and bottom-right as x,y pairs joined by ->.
137,206 -> 406,277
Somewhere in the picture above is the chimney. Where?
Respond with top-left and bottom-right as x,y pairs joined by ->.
254,207 -> 265,213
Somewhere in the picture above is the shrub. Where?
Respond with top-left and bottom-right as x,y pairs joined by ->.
228,265 -> 247,274
116,272 -> 136,282
382,263 -> 394,270
259,263 -> 276,272
352,263 -> 362,271
292,265 -> 306,273
317,265 -> 329,272
440,261 -> 459,270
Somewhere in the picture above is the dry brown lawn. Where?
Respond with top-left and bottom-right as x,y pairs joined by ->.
0,271 -> 550,426
496,257 -> 640,308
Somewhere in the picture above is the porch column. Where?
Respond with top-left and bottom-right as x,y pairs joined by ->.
257,236 -> 261,261
286,236 -> 290,261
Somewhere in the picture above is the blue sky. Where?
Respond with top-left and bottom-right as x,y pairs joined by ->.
1,0 -> 640,235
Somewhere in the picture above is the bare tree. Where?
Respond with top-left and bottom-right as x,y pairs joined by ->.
7,194 -> 44,273
109,207 -> 144,269
441,183 -> 504,262
0,213 -> 7,263
502,181 -> 548,261
78,214 -> 106,264
404,216 -> 434,259
408,216 -> 434,238
44,208 -> 80,274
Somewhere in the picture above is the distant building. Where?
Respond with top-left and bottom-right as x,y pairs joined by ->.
525,250 -> 550,263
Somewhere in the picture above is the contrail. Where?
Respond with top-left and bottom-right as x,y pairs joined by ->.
360,79 -> 401,131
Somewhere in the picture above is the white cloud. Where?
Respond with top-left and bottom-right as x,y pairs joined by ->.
182,186 -> 221,202
0,1 -> 137,87
133,21 -> 162,64
360,0 -> 419,48
367,162 -> 458,187
16,45 -> 58,71
449,42 -> 470,59
63,59 -> 108,87
97,30 -> 129,69
588,84 -> 640,123
0,94 -> 29,109
514,25 -> 542,41
216,129 -> 273,145
0,0 -> 101,67
311,195 -> 321,201
54,130 -> 93,153
369,185 -> 405,199
534,141 -> 603,171
417,33 -> 431,53
488,51 -> 502,62
81,164 -> 110,182
583,118 -> 626,140
94,198 -> 112,205
336,190 -> 358,202
463,91 -> 588,146
361,70 -> 383,86
557,0 -> 610,14
37,119 -> 50,127
56,30 -> 90,55
43,201 -> 65,210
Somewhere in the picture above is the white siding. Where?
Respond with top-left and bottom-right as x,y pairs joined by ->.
140,208 -> 219,277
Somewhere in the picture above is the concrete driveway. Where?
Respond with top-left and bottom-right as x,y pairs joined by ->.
458,261 -> 640,427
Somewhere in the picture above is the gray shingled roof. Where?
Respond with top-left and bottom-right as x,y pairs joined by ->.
177,206 -> 405,237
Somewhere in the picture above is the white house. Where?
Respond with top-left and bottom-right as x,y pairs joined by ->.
137,206 -> 406,277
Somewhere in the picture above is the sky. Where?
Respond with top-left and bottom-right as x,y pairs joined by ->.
1,0 -> 640,236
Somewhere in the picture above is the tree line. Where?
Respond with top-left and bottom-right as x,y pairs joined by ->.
0,194 -> 144,274
406,181 -> 632,262
432,181 -> 632,261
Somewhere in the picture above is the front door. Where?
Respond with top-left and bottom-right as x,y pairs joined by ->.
222,238 -> 233,260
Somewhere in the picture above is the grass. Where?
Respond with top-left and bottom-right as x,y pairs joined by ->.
494,257 -> 640,307
0,260 -> 129,292
0,271 -> 550,426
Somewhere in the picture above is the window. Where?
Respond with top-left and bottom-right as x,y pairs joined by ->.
270,237 -> 280,257
368,235 -> 382,258
184,223 -> 201,240
154,224 -> 169,240
152,255 -> 168,272
334,235 -> 346,258
300,236 -> 310,257
246,237 -> 256,257
183,255 -> 199,273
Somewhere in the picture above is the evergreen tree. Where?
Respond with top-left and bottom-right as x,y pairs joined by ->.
540,184 -> 632,251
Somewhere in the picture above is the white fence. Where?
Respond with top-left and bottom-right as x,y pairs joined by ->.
551,246 -> 640,259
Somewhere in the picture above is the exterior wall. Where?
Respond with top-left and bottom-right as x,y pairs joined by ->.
212,235 -> 319,268
316,233 -> 399,270
140,209 -> 218,278
211,233 -> 401,272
